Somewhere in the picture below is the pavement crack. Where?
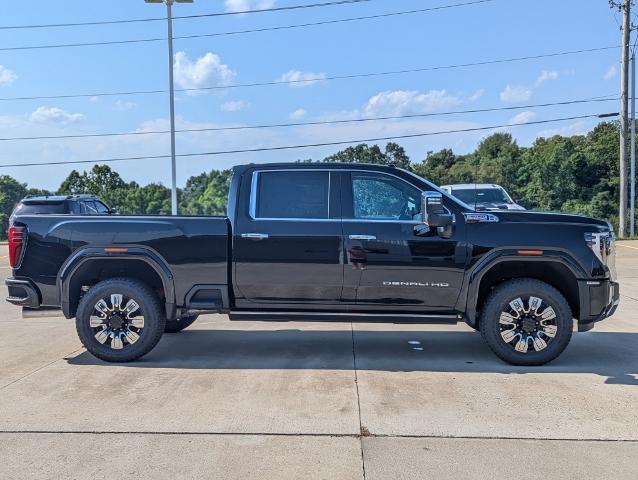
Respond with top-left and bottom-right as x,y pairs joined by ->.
0,347 -> 84,391
350,322 -> 367,480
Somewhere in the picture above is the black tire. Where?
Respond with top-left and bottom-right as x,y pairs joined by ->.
75,278 -> 166,363
164,314 -> 199,333
479,278 -> 573,366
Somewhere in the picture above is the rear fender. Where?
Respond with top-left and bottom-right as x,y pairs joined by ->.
57,245 -> 176,319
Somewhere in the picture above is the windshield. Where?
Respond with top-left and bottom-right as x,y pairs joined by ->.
451,187 -> 512,205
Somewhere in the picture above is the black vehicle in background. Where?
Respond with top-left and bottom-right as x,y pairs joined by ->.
5,163 -> 619,366
10,194 -> 114,223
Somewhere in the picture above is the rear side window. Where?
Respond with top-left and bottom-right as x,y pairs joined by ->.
254,171 -> 329,219
14,202 -> 67,215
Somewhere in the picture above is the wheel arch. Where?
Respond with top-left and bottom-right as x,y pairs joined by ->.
58,246 -> 176,320
464,251 -> 586,327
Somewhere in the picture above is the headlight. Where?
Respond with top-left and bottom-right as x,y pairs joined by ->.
584,231 -> 615,264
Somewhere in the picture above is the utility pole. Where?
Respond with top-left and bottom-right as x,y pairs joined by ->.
145,0 -> 193,216
617,0 -> 632,238
631,52 -> 636,238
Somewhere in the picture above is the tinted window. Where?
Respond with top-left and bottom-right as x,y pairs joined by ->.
352,173 -> 421,221
83,201 -> 99,214
256,171 -> 329,219
94,202 -> 110,214
14,202 -> 67,215
452,188 -> 511,204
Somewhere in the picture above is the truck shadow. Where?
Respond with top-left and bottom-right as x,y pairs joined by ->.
66,328 -> 638,385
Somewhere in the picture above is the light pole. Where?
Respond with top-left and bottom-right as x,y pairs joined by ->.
144,0 -> 192,215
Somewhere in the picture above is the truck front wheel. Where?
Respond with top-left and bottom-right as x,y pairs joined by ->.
75,278 -> 166,363
479,278 -> 573,366
164,314 -> 199,333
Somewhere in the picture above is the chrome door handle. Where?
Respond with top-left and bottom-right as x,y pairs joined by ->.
241,233 -> 269,240
349,234 -> 376,241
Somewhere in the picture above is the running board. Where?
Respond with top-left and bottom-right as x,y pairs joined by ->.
22,307 -> 64,319
228,311 -> 460,324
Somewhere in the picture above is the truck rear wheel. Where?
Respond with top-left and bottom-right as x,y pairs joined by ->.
164,314 -> 199,333
479,278 -> 573,366
75,278 -> 166,363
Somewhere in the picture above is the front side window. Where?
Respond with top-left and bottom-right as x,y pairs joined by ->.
351,172 -> 421,221
94,202 -> 110,214
83,201 -> 98,214
255,171 -> 329,219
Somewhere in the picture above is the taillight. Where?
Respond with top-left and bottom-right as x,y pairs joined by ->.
8,226 -> 26,268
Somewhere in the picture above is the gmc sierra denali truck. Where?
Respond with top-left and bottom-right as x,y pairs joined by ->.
5,163 -> 619,365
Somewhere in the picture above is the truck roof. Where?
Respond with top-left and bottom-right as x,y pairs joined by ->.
22,194 -> 99,203
441,184 -> 503,190
232,162 -> 404,174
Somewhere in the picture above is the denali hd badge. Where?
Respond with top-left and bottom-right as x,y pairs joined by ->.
463,213 -> 500,223
383,281 -> 450,288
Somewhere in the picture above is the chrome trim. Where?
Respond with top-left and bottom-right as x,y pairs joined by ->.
231,310 -> 460,319
349,234 -> 377,240
247,167 -> 458,223
241,233 -> 269,240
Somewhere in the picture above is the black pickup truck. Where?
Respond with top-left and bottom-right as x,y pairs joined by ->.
5,163 -> 619,365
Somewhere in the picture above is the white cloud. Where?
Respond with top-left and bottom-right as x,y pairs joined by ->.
290,108 -> 307,120
221,100 -> 250,112
510,111 -> 536,125
173,51 -> 236,94
500,85 -> 534,103
362,89 -> 463,116
604,65 -> 618,80
89,96 -> 99,103
469,89 -> 485,102
277,70 -> 327,88
538,120 -> 590,138
500,70 -> 560,103
0,65 -> 17,87
29,106 -> 85,124
115,100 -> 136,110
224,0 -> 275,13
534,70 -> 559,86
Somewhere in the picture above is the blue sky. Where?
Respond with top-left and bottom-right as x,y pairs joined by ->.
0,0 -> 624,190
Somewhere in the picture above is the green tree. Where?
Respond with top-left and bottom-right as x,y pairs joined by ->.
323,142 -> 411,169
0,176 -> 28,239
180,169 -> 232,215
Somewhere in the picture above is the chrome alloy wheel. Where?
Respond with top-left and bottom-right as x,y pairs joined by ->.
498,296 -> 558,353
89,294 -> 145,350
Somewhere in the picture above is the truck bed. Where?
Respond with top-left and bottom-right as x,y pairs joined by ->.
11,214 -> 230,310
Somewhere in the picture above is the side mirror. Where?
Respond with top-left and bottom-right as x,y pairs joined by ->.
421,191 -> 453,228
108,208 -> 118,215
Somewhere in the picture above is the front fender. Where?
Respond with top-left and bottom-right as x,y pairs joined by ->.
57,245 -> 176,319
459,248 -> 588,326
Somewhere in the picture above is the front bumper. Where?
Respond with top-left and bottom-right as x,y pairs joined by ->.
5,278 -> 40,309
578,279 -> 619,332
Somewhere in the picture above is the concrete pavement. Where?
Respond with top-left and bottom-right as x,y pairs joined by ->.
0,244 -> 637,479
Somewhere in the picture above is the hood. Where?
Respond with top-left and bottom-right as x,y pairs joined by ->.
493,210 -> 611,229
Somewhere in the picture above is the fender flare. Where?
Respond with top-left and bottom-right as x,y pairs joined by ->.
461,248 -> 588,326
58,245 -> 176,319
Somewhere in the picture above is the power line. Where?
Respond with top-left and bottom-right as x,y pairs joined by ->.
0,46 -> 619,102
0,114 -> 608,169
0,96 -> 617,142
0,0 -> 498,51
0,0 -> 373,30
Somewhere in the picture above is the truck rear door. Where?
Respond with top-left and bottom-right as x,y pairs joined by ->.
233,168 -> 343,307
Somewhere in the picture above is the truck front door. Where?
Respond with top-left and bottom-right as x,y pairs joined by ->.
233,169 -> 344,307
341,171 -> 467,310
